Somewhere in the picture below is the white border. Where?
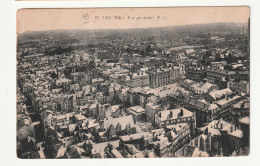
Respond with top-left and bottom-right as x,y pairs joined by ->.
1,0 -> 260,166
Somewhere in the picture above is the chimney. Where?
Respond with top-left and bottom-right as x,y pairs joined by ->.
179,109 -> 184,117
226,95 -> 229,100
241,103 -> 245,109
169,111 -> 173,118
173,128 -> 177,134
158,112 -> 161,118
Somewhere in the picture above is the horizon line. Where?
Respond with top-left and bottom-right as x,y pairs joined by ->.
18,21 -> 249,35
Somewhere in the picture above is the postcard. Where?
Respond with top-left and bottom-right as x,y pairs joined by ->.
16,7 -> 250,159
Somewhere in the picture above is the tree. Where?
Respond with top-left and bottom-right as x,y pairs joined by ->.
67,146 -> 81,159
146,45 -> 152,53
69,115 -> 76,124
167,133 -> 173,142
215,53 -> 221,62
139,136 -> 145,150
85,142 -> 93,156
92,129 -> 101,143
126,48 -> 131,54
43,128 -> 60,158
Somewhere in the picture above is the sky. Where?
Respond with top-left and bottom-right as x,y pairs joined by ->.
17,7 -> 250,33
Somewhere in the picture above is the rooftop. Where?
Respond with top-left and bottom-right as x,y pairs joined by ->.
209,88 -> 233,100
239,116 -> 250,125
159,108 -> 194,121
104,115 -> 135,130
229,129 -> 243,138
128,106 -> 145,115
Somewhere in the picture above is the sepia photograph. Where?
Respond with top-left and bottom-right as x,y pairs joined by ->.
16,7 -> 250,159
